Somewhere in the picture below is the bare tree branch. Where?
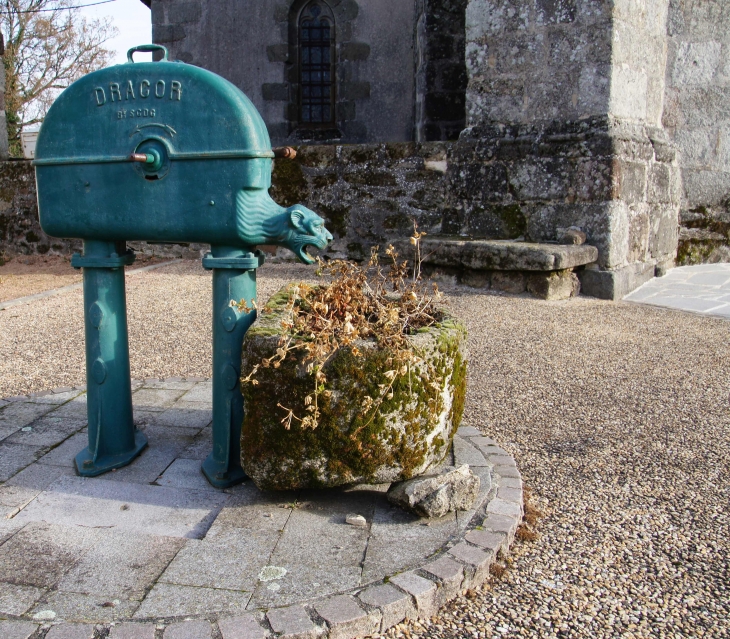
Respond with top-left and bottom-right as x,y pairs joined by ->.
2,0 -> 117,154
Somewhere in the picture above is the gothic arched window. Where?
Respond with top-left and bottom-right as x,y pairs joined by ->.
299,2 -> 335,125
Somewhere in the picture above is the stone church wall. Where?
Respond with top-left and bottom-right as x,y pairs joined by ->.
150,0 -> 416,145
664,0 -> 730,264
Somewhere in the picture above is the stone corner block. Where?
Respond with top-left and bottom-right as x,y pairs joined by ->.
389,571 -> 439,620
218,614 -> 269,639
313,595 -> 380,639
357,583 -> 415,632
447,542 -> 493,588
420,556 -> 464,605
482,512 -> 520,545
267,606 -> 320,639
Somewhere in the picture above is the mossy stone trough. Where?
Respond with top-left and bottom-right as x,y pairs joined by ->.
240,285 -> 468,491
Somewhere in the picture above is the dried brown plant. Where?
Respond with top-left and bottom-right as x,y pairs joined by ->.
240,223 -> 446,431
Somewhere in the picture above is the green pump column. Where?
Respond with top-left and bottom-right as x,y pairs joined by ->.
72,240 -> 147,476
202,246 -> 264,489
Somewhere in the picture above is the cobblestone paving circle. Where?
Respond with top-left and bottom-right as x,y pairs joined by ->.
0,379 -> 523,639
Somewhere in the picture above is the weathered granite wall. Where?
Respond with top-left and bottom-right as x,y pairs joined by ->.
664,0 -> 730,264
415,0 -> 468,142
0,161 -> 202,261
460,0 -> 681,298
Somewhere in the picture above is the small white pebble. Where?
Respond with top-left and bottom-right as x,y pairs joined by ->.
346,513 -> 367,526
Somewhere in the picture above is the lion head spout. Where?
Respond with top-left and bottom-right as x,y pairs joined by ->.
235,189 -> 333,264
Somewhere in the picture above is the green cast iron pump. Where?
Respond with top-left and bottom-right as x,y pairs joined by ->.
34,45 -> 332,488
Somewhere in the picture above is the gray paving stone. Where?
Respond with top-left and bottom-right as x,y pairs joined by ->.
0,521 -> 101,588
36,431 -> 87,467
205,484 -> 294,536
447,542 -> 493,588
157,458 -> 219,492
482,512 -> 519,542
58,530 -> 185,600
177,382 -> 213,403
164,620 -> 213,639
177,428 -> 212,461
94,423 -> 196,484
645,296 -> 724,312
488,454 -> 516,467
250,490 -> 374,608
218,614 -> 270,639
453,436 -> 488,467
0,518 -> 27,545
28,389 -> 84,405
497,485 -> 523,503
492,464 -> 520,479
109,623 -> 156,639
45,623 -> 97,639
5,462 -> 75,491
479,445 -> 509,456
0,442 -> 46,480
0,399 -> 8,410
148,407 -> 212,430
499,476 -> 522,489
456,426 -> 482,437
486,498 -> 522,518
266,605 -> 319,639
465,529 -> 507,554
0,620 -> 38,639
5,414 -> 85,447
388,571 -> 438,620
132,388 -> 187,411
0,401 -> 55,437
420,556 -> 464,604
142,380 -> 197,391
134,583 -> 251,618
361,497 -> 457,584
357,583 -> 414,632
31,590 -> 140,623
686,272 -> 730,286
0,483 -> 38,508
314,595 -> 380,639
158,528 -> 278,592
0,582 -> 45,615
469,436 -> 497,447
14,476 -> 228,539
49,399 -> 89,421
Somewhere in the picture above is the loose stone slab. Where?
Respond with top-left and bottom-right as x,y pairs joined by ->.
13,476 -> 228,539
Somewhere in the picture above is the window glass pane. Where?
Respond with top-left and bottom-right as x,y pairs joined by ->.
299,2 -> 334,125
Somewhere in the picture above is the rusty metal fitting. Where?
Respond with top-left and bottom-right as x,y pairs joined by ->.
129,153 -> 151,163
273,146 -> 297,160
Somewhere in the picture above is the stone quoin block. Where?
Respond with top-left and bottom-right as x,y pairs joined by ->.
313,595 -> 380,639
389,571 -> 439,620
357,583 -> 415,632
420,556 -> 464,605
447,542 -> 494,588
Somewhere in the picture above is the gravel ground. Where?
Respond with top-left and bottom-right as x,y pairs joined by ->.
1,261 -> 729,637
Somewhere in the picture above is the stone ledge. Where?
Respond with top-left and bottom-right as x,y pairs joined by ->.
412,237 -> 598,272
